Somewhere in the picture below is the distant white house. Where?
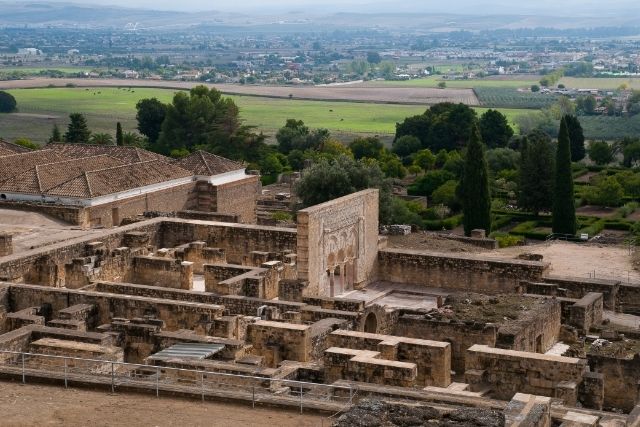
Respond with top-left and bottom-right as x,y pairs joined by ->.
17,48 -> 42,56
123,70 -> 139,79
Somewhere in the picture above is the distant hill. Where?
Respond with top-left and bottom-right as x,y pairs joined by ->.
0,1 -> 639,31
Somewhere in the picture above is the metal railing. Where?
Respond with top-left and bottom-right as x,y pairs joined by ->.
0,350 -> 356,414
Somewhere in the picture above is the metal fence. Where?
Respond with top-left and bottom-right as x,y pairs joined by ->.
0,350 -> 356,415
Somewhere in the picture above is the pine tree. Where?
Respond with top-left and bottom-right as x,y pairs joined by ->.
461,124 -> 492,236
48,124 -> 61,144
63,113 -> 91,144
565,115 -> 586,161
552,117 -> 577,235
116,122 -> 124,146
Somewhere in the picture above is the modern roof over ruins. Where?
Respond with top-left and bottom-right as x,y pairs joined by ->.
0,144 -> 244,201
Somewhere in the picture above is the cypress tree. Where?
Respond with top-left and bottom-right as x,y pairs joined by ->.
49,124 -> 61,144
565,115 -> 586,162
519,131 -> 555,215
552,117 -> 577,235
461,124 -> 492,236
116,122 -> 124,146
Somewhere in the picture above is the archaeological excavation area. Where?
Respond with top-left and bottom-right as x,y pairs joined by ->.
2,189 -> 640,426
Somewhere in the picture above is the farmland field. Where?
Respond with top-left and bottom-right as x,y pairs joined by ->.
474,87 -> 559,109
0,87 -> 524,143
0,78 -> 479,105
359,75 -> 640,90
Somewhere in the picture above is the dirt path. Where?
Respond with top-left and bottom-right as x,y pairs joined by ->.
0,78 -> 479,106
486,241 -> 640,283
0,381 -> 327,427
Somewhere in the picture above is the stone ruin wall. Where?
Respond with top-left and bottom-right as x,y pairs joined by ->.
296,190 -> 379,297
159,220 -> 297,265
195,176 -> 261,224
377,249 -> 549,294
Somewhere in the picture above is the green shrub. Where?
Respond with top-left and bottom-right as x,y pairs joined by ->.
271,211 -> 293,222
603,221 -> 632,231
579,219 -> 605,237
490,232 -> 525,248
510,221 -> 538,234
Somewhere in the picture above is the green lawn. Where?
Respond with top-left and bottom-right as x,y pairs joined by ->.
1,87 -> 526,143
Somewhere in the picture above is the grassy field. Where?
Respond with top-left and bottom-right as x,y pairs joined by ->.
0,87 -> 525,143
366,75 -> 640,90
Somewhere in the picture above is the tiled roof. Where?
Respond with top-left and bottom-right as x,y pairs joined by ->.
174,150 -> 244,176
0,150 -> 67,185
0,155 -> 125,194
42,143 -> 171,164
46,160 -> 193,198
0,140 -> 31,157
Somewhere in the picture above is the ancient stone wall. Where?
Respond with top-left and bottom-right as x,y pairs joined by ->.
587,353 -> 640,412
197,176 -> 260,224
176,211 -> 240,223
465,345 -> 587,405
394,315 -> 497,374
0,201 -> 88,227
542,276 -> 619,311
324,347 -> 418,387
377,249 -> 548,294
327,329 -> 451,387
159,219 -> 297,265
0,220 -> 162,286
247,320 -> 310,367
297,190 -> 379,297
175,242 -> 226,274
6,283 -> 224,332
496,299 -> 561,354
128,256 -> 193,290
618,284 -> 640,315
569,293 -> 603,334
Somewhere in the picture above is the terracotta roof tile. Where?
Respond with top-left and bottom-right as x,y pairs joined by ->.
42,143 -> 171,164
0,151 -> 67,184
0,140 -> 31,157
174,150 -> 244,176
46,160 -> 193,198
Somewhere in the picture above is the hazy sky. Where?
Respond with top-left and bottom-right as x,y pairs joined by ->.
25,0 -> 640,14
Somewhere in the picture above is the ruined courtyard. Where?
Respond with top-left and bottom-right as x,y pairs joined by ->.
1,147 -> 640,426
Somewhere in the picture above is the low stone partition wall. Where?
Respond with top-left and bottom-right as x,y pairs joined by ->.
203,264 -> 256,293
569,293 -> 603,334
440,233 -> 499,250
129,256 -> 193,290
5,283 -> 225,332
302,297 -> 365,312
504,393 -> 551,427
176,211 -> 240,223
587,353 -> 640,413
394,314 -> 498,374
158,219 -> 297,265
377,249 -> 548,294
465,344 -> 588,405
0,201 -> 87,227
542,276 -> 619,311
324,347 -> 418,388
328,329 -> 451,387
618,284 -> 640,315
495,298 -> 561,354
0,219 -> 163,286
247,320 -> 311,367
175,242 -> 226,274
